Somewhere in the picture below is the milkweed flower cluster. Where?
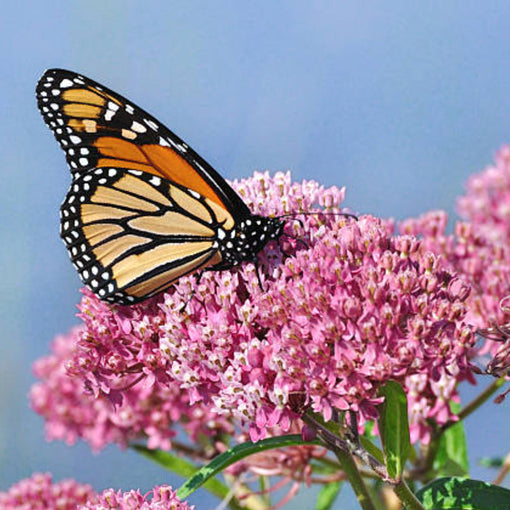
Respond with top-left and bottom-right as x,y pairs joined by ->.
401,146 -> 510,371
31,326 -> 234,452
0,473 -> 96,510
0,473 -> 192,510
457,145 -> 510,243
31,171 -> 477,449
78,485 -> 193,510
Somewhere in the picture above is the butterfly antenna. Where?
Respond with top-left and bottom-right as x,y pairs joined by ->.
274,210 -> 358,222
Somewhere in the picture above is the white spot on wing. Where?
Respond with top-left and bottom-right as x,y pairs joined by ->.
105,109 -> 115,121
144,119 -> 158,131
60,79 -> 74,88
131,121 -> 147,133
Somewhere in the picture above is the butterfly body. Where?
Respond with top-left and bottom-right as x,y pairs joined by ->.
37,69 -> 284,304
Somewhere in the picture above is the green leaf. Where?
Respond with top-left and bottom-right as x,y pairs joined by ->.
379,381 -> 411,479
359,434 -> 385,465
416,477 -> 510,509
315,481 -> 342,510
433,402 -> 469,477
359,419 -> 386,465
479,457 -> 505,468
176,434 -> 321,499
132,445 -> 232,502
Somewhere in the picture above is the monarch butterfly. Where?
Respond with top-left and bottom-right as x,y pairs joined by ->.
36,69 -> 285,305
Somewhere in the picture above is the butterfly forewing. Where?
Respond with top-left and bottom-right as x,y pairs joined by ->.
36,68 -> 251,217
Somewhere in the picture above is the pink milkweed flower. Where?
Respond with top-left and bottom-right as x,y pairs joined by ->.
78,485 -> 193,510
402,146 -> 510,374
31,326 -> 234,452
33,172 -> 476,448
0,472 -> 97,509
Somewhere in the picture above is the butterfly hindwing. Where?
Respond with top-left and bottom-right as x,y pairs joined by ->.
61,167 -> 227,304
36,69 -> 251,217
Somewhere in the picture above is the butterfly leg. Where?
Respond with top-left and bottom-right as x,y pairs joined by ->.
253,258 -> 265,291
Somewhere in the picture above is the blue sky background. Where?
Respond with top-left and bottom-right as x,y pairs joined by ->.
1,1 -> 509,507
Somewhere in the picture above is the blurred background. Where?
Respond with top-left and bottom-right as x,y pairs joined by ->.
1,1 -> 509,507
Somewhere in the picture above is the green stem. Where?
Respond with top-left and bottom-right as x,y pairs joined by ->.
334,448 -> 377,510
492,452 -> 510,486
302,413 -> 377,510
454,378 -> 506,424
392,479 -> 425,510
302,412 -> 426,509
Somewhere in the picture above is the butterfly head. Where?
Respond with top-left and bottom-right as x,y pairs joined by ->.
218,215 -> 286,268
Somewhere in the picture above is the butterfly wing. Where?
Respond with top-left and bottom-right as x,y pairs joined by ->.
36,69 -> 258,303
61,166 -> 235,304
36,68 -> 251,218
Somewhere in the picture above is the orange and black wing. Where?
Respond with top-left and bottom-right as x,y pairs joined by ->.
35,69 -> 251,303
36,68 -> 251,218
60,166 -> 234,304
